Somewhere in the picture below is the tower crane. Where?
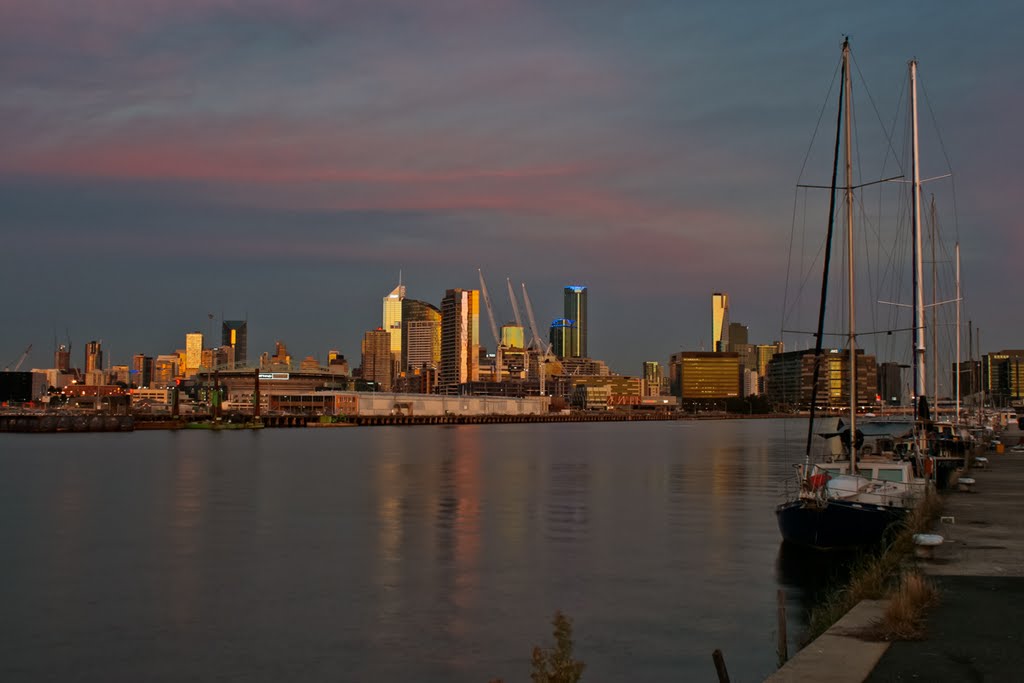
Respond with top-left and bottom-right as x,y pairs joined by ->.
520,283 -> 551,354
477,269 -> 502,348
5,344 -> 32,371
506,278 -> 523,328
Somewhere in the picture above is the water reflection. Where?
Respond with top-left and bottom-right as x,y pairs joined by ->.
774,542 -> 857,636
545,462 -> 590,542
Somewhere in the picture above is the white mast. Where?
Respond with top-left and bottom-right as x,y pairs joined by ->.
955,242 -> 961,423
910,59 -> 926,417
930,195 -> 938,408
843,39 -> 857,468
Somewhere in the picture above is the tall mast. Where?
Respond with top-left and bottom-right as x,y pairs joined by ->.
844,38 -> 856,469
930,195 -> 938,408
910,59 -> 926,418
955,242 -> 961,423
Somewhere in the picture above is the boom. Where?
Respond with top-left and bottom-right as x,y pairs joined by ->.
478,269 -> 501,347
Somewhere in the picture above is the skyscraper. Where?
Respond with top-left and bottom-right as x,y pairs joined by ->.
361,328 -> 393,390
440,288 -> 480,391
712,292 -> 729,352
401,299 -> 441,371
383,282 -> 406,356
185,332 -> 203,376
549,318 -> 575,359
563,285 -> 588,358
221,320 -> 247,368
84,340 -> 103,373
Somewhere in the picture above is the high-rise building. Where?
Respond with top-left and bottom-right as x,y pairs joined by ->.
440,288 -> 480,391
727,322 -> 748,351
153,355 -> 179,386
361,328 -> 392,390
132,354 -> 153,388
712,293 -> 729,352
55,345 -> 71,372
383,283 -> 406,355
268,341 -> 291,370
185,332 -> 203,376
765,349 -> 878,408
563,286 -> 588,358
84,340 -> 103,373
549,318 -> 575,359
877,361 -> 903,406
401,299 -> 441,371
642,361 -> 664,396
669,351 -> 740,400
221,320 -> 247,368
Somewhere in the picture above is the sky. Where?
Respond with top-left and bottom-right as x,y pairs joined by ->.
1,0 -> 1021,375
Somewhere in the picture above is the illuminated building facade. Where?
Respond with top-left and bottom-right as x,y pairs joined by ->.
401,299 -> 441,371
642,361 -> 664,396
185,332 -> 203,376
440,288 -> 480,391
983,350 -> 1024,405
55,345 -> 71,372
765,349 -> 878,408
669,351 -> 740,400
132,354 -> 153,388
362,328 -> 393,390
563,285 -> 588,358
84,340 -> 103,373
549,318 -> 575,359
221,320 -> 247,368
712,292 -> 729,352
383,283 -> 406,356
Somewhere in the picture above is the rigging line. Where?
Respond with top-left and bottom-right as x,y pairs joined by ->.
919,69 -> 961,243
851,49 -> 906,178
795,56 -> 843,185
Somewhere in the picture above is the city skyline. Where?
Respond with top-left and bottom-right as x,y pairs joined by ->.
2,2 -> 1022,373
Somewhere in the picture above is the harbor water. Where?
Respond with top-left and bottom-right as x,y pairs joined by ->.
0,419 -> 845,681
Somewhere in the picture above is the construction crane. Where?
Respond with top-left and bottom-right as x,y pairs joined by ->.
520,283 -> 550,354
506,278 -> 523,328
477,269 -> 502,348
4,344 -> 32,371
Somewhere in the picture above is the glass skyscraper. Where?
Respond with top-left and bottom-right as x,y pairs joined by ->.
563,285 -> 587,358
712,292 -> 729,352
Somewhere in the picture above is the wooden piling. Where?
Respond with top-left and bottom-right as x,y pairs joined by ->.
712,648 -> 730,683
777,588 -> 788,666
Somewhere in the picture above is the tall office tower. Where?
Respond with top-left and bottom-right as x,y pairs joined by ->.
221,320 -> 247,368
712,292 -> 730,352
361,328 -> 393,390
54,344 -> 71,372
440,288 -> 480,390
549,318 -> 575,359
727,322 -> 748,351
84,340 -> 103,373
383,282 -> 406,356
401,299 -> 441,371
642,361 -> 664,396
563,285 -> 588,358
185,332 -> 203,376
132,354 -> 153,388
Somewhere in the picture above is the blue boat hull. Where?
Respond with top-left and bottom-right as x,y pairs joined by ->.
775,498 -> 907,550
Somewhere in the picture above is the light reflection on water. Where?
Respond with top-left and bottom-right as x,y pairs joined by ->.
0,419 -> 831,682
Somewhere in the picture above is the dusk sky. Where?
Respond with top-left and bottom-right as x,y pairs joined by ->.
2,1 -> 1020,374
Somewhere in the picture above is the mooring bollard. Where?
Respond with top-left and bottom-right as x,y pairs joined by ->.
913,533 -> 944,559
958,477 -> 976,492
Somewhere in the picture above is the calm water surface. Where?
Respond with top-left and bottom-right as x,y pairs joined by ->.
0,419 -> 840,682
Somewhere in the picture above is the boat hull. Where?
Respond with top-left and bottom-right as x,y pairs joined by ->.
775,498 -> 906,550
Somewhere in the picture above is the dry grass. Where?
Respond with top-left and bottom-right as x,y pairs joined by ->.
803,487 -> 943,644
871,571 -> 939,640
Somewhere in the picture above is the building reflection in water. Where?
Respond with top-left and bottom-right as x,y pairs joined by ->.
168,439 -> 206,627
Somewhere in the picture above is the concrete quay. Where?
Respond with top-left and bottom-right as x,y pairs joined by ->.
767,450 -> 1024,682
865,450 -> 1024,682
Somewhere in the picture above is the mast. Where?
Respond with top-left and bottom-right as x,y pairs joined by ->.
844,37 -> 856,470
910,59 -> 927,419
930,195 -> 938,409
803,37 -> 847,463
955,242 -> 961,423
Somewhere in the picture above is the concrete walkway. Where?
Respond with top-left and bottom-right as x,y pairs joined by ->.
865,450 -> 1024,682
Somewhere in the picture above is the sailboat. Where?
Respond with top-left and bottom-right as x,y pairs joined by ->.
775,39 -> 924,550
